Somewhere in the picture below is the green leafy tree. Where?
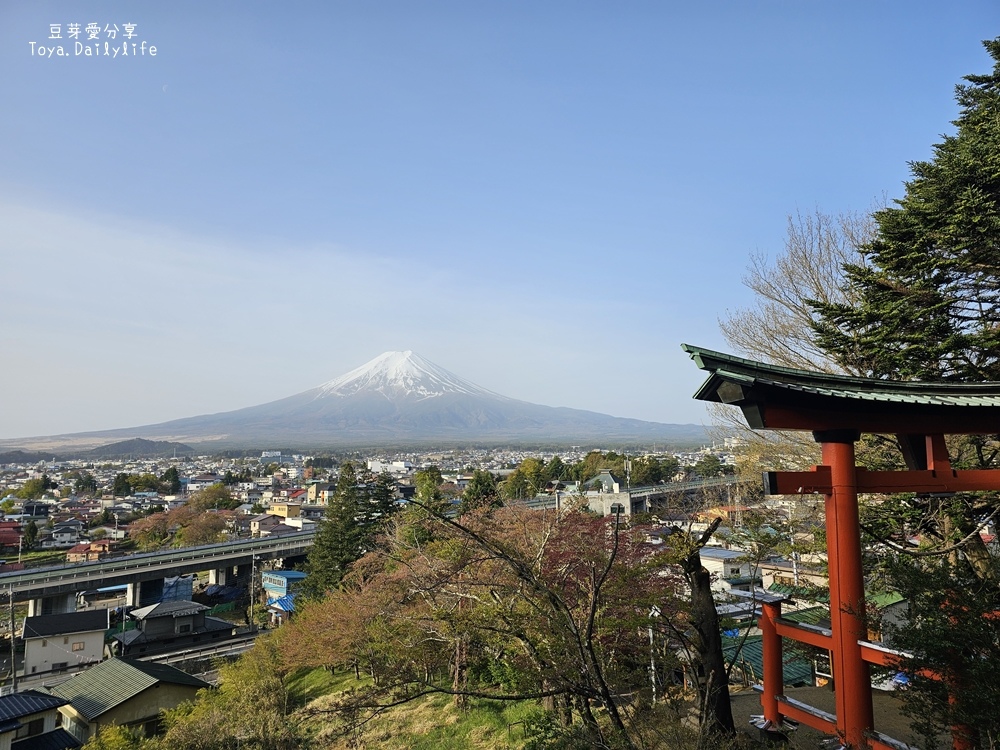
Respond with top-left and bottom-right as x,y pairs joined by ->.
459,469 -> 500,514
16,474 -> 57,500
403,466 -> 451,546
90,508 -> 112,528
160,466 -> 182,494
542,455 -> 568,483
413,466 -> 445,506
189,483 -> 238,511
112,473 -> 131,497
519,457 -> 545,493
173,513 -> 228,547
128,473 -> 161,493
569,451 -> 627,483
82,723 -> 147,749
501,468 -> 532,500
15,479 -> 45,500
154,638 -> 301,749
630,455 -> 680,485
73,471 -> 99,496
279,503 -> 693,749
22,519 -> 38,549
692,454 -> 732,478
128,513 -> 172,551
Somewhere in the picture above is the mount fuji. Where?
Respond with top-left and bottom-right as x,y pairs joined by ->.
10,352 -> 707,449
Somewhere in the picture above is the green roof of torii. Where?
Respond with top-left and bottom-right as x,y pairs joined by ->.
683,344 -> 1000,434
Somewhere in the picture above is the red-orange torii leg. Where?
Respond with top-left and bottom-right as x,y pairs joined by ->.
759,599 -> 783,726
816,430 -> 874,748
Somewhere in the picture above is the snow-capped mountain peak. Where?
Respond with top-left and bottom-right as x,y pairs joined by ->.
316,351 -> 503,401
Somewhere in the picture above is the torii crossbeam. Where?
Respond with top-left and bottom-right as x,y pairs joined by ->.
684,345 -> 1000,750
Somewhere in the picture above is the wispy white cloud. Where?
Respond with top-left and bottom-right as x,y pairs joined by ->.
0,199 -> 715,439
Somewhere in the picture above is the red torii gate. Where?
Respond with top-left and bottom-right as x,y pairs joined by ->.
684,345 -> 1000,750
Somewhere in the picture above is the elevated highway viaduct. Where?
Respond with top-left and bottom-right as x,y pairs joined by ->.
0,530 -> 315,616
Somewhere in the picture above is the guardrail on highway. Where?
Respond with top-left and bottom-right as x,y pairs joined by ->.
0,530 -> 316,593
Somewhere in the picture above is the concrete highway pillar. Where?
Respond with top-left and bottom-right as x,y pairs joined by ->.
125,582 -> 141,607
27,593 -> 76,617
235,564 -> 251,584
208,568 -> 230,586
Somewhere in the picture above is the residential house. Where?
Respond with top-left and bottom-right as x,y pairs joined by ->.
258,522 -> 300,537
0,523 -> 21,552
757,556 -> 828,590
241,488 -> 263,506
91,525 -> 127,542
0,690 -> 79,749
109,600 -> 236,658
52,658 -> 210,742
22,609 -> 109,678
583,469 -> 622,495
280,516 -> 315,531
46,520 -> 84,548
249,514 -> 283,538
65,540 -> 118,564
698,547 -> 759,593
269,502 -> 300,520
306,483 -> 335,504
19,502 -> 50,519
695,505 -> 753,528
185,474 -> 220,493
265,595 -> 295,625
299,504 -> 325,521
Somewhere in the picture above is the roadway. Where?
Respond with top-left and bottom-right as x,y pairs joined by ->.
0,531 -> 315,602
522,475 -> 742,510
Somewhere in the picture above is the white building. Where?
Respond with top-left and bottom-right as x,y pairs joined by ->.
22,609 -> 109,678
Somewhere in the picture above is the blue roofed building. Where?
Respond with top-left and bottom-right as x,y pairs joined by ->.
261,570 -> 306,626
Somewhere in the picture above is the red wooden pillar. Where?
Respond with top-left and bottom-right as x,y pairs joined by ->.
759,599 -> 783,725
817,431 -> 874,748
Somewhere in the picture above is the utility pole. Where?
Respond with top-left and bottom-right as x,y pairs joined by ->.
9,585 -> 16,694
249,555 -> 258,632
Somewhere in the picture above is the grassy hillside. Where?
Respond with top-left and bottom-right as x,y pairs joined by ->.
289,668 -> 546,750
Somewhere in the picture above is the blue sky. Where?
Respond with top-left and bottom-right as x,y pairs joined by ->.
1,2 -> 998,440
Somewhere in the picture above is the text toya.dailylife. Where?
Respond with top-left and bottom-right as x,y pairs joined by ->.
28,41 -> 157,58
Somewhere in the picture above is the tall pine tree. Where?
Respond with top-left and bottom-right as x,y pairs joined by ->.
303,463 -> 398,599
812,39 -> 1000,381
